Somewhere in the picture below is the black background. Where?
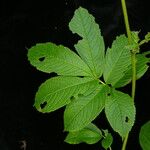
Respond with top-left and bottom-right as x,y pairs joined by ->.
0,0 -> 150,149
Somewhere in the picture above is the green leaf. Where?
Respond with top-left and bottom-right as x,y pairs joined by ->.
105,88 -> 136,138
64,84 -> 108,131
131,31 -> 140,44
65,123 -> 102,144
114,53 -> 149,88
34,76 -> 99,113
145,32 -> 150,40
102,129 -> 109,137
101,133 -> 113,149
69,7 -> 105,77
139,121 -> 150,150
103,35 -> 131,86
136,54 -> 149,78
27,42 -> 92,76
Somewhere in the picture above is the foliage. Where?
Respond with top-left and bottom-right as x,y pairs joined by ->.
139,121 -> 150,150
65,123 -> 102,144
101,130 -> 113,150
27,7 -> 150,149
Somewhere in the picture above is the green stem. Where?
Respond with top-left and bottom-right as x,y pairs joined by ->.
121,0 -> 132,43
99,79 -> 106,85
131,53 -> 136,99
109,147 -> 112,150
121,134 -> 129,150
121,0 -> 137,150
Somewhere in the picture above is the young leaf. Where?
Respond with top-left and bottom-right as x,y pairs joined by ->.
103,35 -> 131,86
126,31 -> 140,53
69,7 -> 105,77
34,76 -> 99,113
114,53 -> 150,88
65,123 -> 102,144
139,121 -> 150,150
64,84 -> 108,131
101,133 -> 113,150
27,42 -> 92,77
105,88 -> 136,138
139,32 -> 150,46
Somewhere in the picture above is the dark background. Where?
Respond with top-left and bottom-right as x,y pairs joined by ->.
0,0 -> 150,149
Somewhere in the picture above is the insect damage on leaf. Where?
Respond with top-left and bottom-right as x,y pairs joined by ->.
105,89 -> 136,138
34,76 -> 99,113
69,7 -> 105,78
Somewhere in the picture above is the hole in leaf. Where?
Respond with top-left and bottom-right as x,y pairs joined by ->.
40,101 -> 47,109
107,93 -> 111,96
39,57 -> 45,62
107,84 -> 112,87
78,76 -> 84,78
70,96 -> 75,101
125,116 -> 129,123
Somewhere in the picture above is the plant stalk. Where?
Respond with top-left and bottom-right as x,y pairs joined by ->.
121,0 -> 132,43
121,0 -> 137,149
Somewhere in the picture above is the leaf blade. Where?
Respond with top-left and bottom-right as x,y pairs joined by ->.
27,42 -> 92,76
65,123 -> 102,144
105,89 -> 136,138
35,76 -> 99,113
64,84 -> 107,131
101,133 -> 113,150
69,7 -> 105,77
139,121 -> 150,150
114,53 -> 149,88
103,35 -> 131,86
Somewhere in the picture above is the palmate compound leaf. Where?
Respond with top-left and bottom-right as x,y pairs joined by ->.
105,88 -> 136,138
64,84 -> 108,131
27,42 -> 93,77
69,7 -> 105,78
34,76 -> 99,113
103,34 -> 131,86
65,123 -> 102,144
114,53 -> 150,88
139,121 -> 150,150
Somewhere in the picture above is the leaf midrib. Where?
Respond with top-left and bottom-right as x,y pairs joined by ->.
38,53 -> 92,76
65,87 -> 104,131
78,9 -> 98,77
112,95 -> 127,136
